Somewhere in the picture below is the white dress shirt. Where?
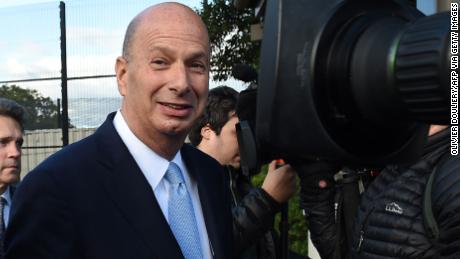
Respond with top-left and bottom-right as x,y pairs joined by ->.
113,111 -> 212,258
1,185 -> 12,227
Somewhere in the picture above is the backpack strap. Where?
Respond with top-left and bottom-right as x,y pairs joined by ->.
423,151 -> 451,242
423,165 -> 439,241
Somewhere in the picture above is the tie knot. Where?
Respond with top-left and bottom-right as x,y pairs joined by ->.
165,162 -> 185,185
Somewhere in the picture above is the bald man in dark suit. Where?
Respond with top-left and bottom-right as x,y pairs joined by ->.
5,3 -> 232,259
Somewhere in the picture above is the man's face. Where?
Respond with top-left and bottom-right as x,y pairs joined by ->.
0,115 -> 23,187
116,6 -> 210,145
209,115 -> 241,168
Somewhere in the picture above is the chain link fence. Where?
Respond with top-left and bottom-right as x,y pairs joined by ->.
0,0 -> 244,177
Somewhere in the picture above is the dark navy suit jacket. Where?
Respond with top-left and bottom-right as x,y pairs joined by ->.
5,113 -> 233,259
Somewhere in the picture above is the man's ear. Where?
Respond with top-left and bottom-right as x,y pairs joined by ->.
115,56 -> 128,96
200,124 -> 214,140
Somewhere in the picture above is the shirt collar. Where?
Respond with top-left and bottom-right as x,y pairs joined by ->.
1,186 -> 11,205
113,110 -> 182,190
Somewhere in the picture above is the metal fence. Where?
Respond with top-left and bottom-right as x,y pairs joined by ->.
0,0 -> 244,174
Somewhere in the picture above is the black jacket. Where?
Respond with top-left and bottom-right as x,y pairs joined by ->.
350,129 -> 459,258
226,166 -> 280,259
300,129 -> 460,258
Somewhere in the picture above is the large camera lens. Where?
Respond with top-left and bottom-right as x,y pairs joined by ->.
256,0 -> 450,165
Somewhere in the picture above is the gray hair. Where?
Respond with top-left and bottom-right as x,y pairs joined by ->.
0,98 -> 25,131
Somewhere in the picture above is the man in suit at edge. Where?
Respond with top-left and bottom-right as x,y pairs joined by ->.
0,98 -> 24,258
5,2 -> 232,259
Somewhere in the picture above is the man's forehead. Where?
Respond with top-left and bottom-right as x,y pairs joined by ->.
0,116 -> 23,132
0,115 -> 19,124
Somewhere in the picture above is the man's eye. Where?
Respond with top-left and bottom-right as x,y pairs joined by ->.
190,63 -> 206,72
151,59 -> 167,67
16,139 -> 24,148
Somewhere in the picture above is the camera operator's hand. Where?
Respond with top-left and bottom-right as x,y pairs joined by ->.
296,161 -> 345,259
297,161 -> 339,198
261,160 -> 297,204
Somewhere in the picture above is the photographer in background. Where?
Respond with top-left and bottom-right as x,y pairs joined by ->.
189,86 -> 297,259
299,125 -> 460,258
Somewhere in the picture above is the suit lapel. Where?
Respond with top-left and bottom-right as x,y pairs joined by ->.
9,186 -> 15,197
182,145 -> 227,258
93,113 -> 183,258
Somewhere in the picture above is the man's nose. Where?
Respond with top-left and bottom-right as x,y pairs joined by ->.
7,142 -> 21,158
168,63 -> 191,95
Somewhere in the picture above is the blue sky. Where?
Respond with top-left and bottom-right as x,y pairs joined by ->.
0,0 -> 438,99
0,0 -> 203,10
0,0 -> 438,12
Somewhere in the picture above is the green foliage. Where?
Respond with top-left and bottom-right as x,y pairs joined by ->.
252,165 -> 308,257
282,190 -> 308,256
0,84 -> 60,130
197,1 -> 309,253
197,0 -> 261,81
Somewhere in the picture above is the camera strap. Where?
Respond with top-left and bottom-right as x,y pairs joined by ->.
334,168 -> 378,250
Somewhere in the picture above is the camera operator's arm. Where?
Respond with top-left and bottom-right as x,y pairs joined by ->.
298,161 -> 346,259
232,161 -> 296,254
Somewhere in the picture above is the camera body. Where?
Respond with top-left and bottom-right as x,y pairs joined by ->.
235,0 -> 451,167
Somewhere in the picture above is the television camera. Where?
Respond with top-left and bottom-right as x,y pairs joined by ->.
232,0 -> 452,172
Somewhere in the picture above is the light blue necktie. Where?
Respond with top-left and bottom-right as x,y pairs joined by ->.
165,162 -> 203,259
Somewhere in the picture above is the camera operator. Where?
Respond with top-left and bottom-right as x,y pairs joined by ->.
189,86 -> 297,259
299,125 -> 459,258
228,0 -> 455,257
